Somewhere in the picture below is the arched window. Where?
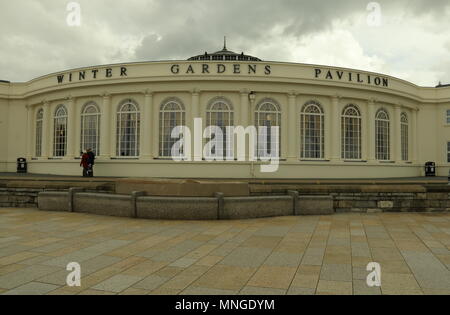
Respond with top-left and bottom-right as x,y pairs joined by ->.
116,100 -> 140,157
35,109 -> 44,157
255,99 -> 281,159
81,102 -> 101,155
341,105 -> 362,160
53,105 -> 68,157
300,101 -> 325,159
401,113 -> 409,161
206,98 -> 234,159
375,109 -> 390,161
159,99 -> 186,158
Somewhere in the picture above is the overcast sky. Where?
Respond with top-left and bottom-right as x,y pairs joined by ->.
1,0 -> 449,86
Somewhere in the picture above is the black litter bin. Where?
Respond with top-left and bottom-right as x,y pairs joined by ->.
17,158 -> 27,174
425,162 -> 436,177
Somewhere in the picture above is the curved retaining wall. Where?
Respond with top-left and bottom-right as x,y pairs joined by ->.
74,193 -> 132,218
34,185 -> 450,220
221,196 -> 294,220
37,190 -> 334,220
137,197 -> 218,220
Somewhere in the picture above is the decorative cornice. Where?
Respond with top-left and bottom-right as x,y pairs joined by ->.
65,95 -> 75,102
288,91 -> 298,98
331,94 -> 341,100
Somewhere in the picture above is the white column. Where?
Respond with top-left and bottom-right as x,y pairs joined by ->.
362,102 -> 369,161
74,101 -> 81,157
241,91 -> 250,127
324,101 -> 332,161
412,109 -> 419,163
191,89 -> 201,161
26,105 -> 34,160
367,99 -> 376,162
248,93 -> 256,161
152,96 -> 159,158
100,94 -> 111,159
41,102 -> 50,159
330,96 -> 341,162
65,97 -> 76,159
141,92 -> 153,159
237,90 -> 250,161
394,105 -> 402,162
287,93 -> 297,161
108,96 -> 116,158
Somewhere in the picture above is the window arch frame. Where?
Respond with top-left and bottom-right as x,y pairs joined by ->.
80,102 -> 101,155
159,98 -> 186,158
116,99 -> 140,158
341,104 -> 362,160
254,98 -> 282,159
205,97 -> 234,159
375,108 -> 391,161
300,101 -> 325,160
35,108 -> 44,157
53,104 -> 68,158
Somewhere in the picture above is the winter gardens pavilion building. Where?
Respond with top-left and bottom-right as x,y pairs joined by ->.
1,45 -> 450,179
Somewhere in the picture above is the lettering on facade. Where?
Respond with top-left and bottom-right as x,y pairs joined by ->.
170,64 -> 272,75
314,68 -> 389,87
54,63 -> 388,88
57,66 -> 128,84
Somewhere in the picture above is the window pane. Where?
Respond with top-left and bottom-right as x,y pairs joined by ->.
301,103 -> 324,159
255,101 -> 281,159
116,101 -> 140,157
53,106 -> 67,157
81,104 -> 101,155
206,100 -> 234,159
159,100 -> 185,158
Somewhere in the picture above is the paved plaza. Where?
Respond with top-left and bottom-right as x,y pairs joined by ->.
0,208 -> 449,295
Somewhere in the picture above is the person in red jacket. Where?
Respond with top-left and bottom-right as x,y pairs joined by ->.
80,151 -> 90,177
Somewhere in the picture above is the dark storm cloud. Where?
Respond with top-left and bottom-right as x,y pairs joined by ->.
0,0 -> 449,82
133,0 -> 450,61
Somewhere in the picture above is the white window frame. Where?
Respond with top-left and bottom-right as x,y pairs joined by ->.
341,104 -> 362,160
401,113 -> 409,161
81,102 -> 101,155
206,97 -> 234,159
375,109 -> 390,161
53,105 -> 68,158
35,108 -> 44,157
159,98 -> 186,158
255,99 -> 282,159
116,100 -> 140,158
300,101 -> 325,160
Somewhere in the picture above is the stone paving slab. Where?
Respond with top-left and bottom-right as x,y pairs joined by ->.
92,274 -> 143,293
0,208 -> 449,295
2,282 -> 59,295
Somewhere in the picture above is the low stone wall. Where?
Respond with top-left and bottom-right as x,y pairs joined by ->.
299,196 -> 334,215
137,197 -> 218,220
0,187 -> 44,208
38,192 -> 69,212
221,196 -> 294,220
74,193 -> 133,217
333,191 -> 450,213
4,183 -> 450,220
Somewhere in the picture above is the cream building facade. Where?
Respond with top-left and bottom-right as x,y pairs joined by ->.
1,47 -> 450,179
